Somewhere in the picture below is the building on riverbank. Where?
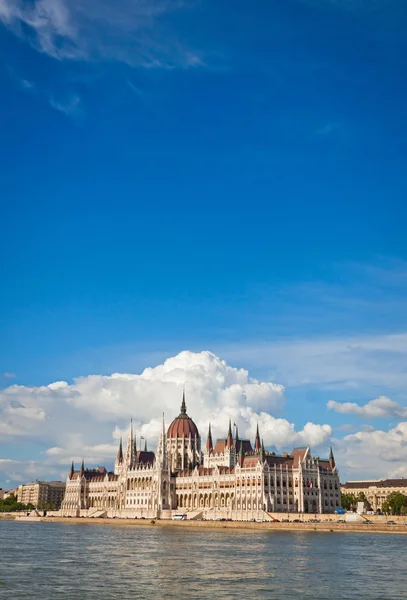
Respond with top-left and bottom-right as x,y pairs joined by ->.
341,479 -> 407,512
60,393 -> 341,520
17,481 -> 66,509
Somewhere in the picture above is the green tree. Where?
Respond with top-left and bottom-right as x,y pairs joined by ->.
341,493 -> 356,511
385,492 -> 407,515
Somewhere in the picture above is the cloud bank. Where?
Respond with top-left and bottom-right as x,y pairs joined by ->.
0,351 -> 333,484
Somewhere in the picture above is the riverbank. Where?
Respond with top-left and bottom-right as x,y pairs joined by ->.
16,516 -> 407,534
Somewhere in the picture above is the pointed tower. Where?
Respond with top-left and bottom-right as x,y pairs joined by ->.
124,419 -> 135,468
156,413 -> 167,470
117,438 -> 123,462
226,419 -> 233,449
180,388 -> 187,415
329,446 -> 336,470
238,437 -> 244,467
69,460 -> 75,480
235,423 -> 239,448
260,439 -> 265,462
206,423 -> 213,453
79,459 -> 85,477
254,424 -> 261,452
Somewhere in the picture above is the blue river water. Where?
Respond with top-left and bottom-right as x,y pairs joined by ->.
0,521 -> 406,599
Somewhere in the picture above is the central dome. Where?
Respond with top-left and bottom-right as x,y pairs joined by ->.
167,392 -> 199,439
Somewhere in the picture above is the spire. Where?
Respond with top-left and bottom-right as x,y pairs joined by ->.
144,438 -> 147,452
235,423 -> 239,447
125,419 -> 135,467
261,439 -> 265,462
206,423 -> 213,452
226,419 -> 233,448
117,437 -> 123,462
157,413 -> 167,469
329,446 -> 336,469
254,423 -> 261,452
239,437 -> 244,467
69,460 -> 74,479
180,388 -> 187,415
80,459 -> 85,477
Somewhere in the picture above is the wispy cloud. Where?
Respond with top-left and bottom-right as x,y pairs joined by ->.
220,332 -> 407,394
49,93 -> 82,117
2,372 -> 16,379
0,0 -> 202,68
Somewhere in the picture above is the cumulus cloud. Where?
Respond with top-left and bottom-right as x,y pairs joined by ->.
328,396 -> 407,419
0,351 -> 332,482
0,0 -> 201,68
333,421 -> 407,481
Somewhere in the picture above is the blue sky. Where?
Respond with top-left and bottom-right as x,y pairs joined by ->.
1,0 -> 407,488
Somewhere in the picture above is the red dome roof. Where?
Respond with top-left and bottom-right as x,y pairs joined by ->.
167,392 -> 200,439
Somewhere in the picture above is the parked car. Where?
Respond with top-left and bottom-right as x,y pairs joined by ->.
362,520 -> 373,524
336,519 -> 345,523
386,520 -> 397,525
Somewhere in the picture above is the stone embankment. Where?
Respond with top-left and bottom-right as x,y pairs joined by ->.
31,516 -> 407,534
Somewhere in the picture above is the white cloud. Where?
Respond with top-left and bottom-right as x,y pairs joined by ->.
0,0 -> 201,68
336,421 -> 407,481
328,396 -> 407,419
0,351 -> 332,482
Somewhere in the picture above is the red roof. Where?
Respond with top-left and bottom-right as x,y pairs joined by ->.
167,415 -> 199,439
290,448 -> 307,468
137,451 -> 155,465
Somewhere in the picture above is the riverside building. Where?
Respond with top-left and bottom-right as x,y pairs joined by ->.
60,394 -> 341,520
17,481 -> 66,508
341,479 -> 407,512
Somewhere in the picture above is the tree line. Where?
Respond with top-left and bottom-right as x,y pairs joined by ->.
0,494 -> 35,512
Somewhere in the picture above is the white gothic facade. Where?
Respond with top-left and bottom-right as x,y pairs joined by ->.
60,394 -> 341,519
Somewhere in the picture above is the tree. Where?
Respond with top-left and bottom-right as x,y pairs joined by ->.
385,492 -> 407,515
341,493 -> 356,511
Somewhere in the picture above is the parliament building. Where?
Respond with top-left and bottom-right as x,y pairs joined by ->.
60,393 -> 341,520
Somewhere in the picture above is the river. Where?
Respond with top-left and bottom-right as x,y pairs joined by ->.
0,521 -> 405,599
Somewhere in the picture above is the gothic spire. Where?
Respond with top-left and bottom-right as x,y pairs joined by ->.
125,419 -> 135,467
261,439 -> 265,462
206,423 -> 213,452
254,423 -> 261,452
117,437 -> 123,462
80,459 -> 85,477
235,423 -> 239,447
239,437 -> 244,467
329,446 -> 336,469
226,419 -> 233,448
180,388 -> 187,415
144,438 -> 147,452
69,460 -> 74,479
